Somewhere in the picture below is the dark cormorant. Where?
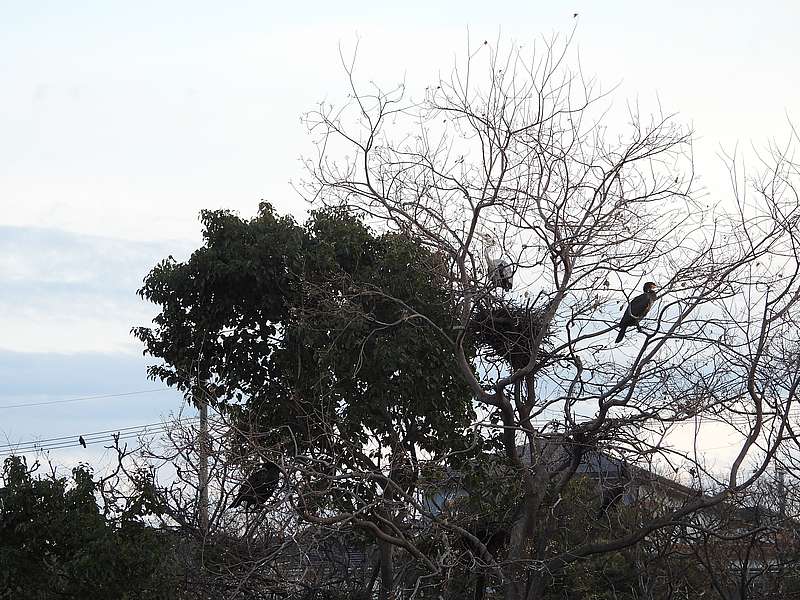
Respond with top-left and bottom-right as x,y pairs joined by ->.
615,282 -> 658,343
230,461 -> 281,508
597,484 -> 626,517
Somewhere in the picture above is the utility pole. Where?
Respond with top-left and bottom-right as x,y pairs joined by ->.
198,391 -> 209,534
777,466 -> 786,519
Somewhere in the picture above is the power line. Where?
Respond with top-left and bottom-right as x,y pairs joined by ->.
1,427 -> 158,455
2,404 -> 795,458
0,388 -> 174,410
0,417 -> 199,457
0,419 -> 190,450
11,431 -> 153,454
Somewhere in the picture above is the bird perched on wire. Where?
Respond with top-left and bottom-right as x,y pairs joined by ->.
230,461 -> 281,509
615,282 -> 658,343
78,436 -> 86,448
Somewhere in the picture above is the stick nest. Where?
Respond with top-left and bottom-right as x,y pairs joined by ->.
470,298 -> 551,371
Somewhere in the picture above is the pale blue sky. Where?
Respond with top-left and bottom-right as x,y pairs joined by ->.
1,0 -> 797,464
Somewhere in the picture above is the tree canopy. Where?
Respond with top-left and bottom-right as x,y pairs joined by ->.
134,203 -> 477,455
0,456 -> 179,600
131,37 -> 800,600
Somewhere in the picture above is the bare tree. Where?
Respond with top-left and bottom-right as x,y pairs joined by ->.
100,403 -> 378,599
297,34 -> 800,599
678,472 -> 800,599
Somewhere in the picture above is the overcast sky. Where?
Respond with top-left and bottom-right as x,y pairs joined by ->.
1,0 -> 798,466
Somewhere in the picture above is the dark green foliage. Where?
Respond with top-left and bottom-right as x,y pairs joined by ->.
134,203 -> 476,454
0,456 -> 179,600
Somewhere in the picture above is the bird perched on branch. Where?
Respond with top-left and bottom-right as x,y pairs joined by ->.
615,282 -> 658,343
481,233 -> 513,291
488,257 -> 513,291
597,484 -> 626,517
230,461 -> 281,509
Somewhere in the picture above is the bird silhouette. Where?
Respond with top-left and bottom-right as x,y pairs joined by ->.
615,282 -> 658,343
573,12 -> 579,17
597,484 -> 625,517
230,461 -> 281,509
78,436 -> 86,448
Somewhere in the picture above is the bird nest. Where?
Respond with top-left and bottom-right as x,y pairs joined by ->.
469,298 -> 551,371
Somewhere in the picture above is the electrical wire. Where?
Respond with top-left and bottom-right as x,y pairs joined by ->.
0,388 -> 173,410
0,417 -> 199,457
11,431 -> 151,454
2,394 -> 796,457
0,420 -> 188,450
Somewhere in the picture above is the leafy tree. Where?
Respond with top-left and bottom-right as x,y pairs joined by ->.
134,203 -> 479,598
0,456 -> 179,600
136,204 -> 474,453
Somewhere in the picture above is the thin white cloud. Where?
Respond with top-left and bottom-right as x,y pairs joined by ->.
0,225 -> 192,352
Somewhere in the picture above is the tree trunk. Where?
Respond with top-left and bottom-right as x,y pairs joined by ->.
503,512 -> 528,600
474,574 -> 486,600
379,539 -> 395,600
524,574 -> 547,600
